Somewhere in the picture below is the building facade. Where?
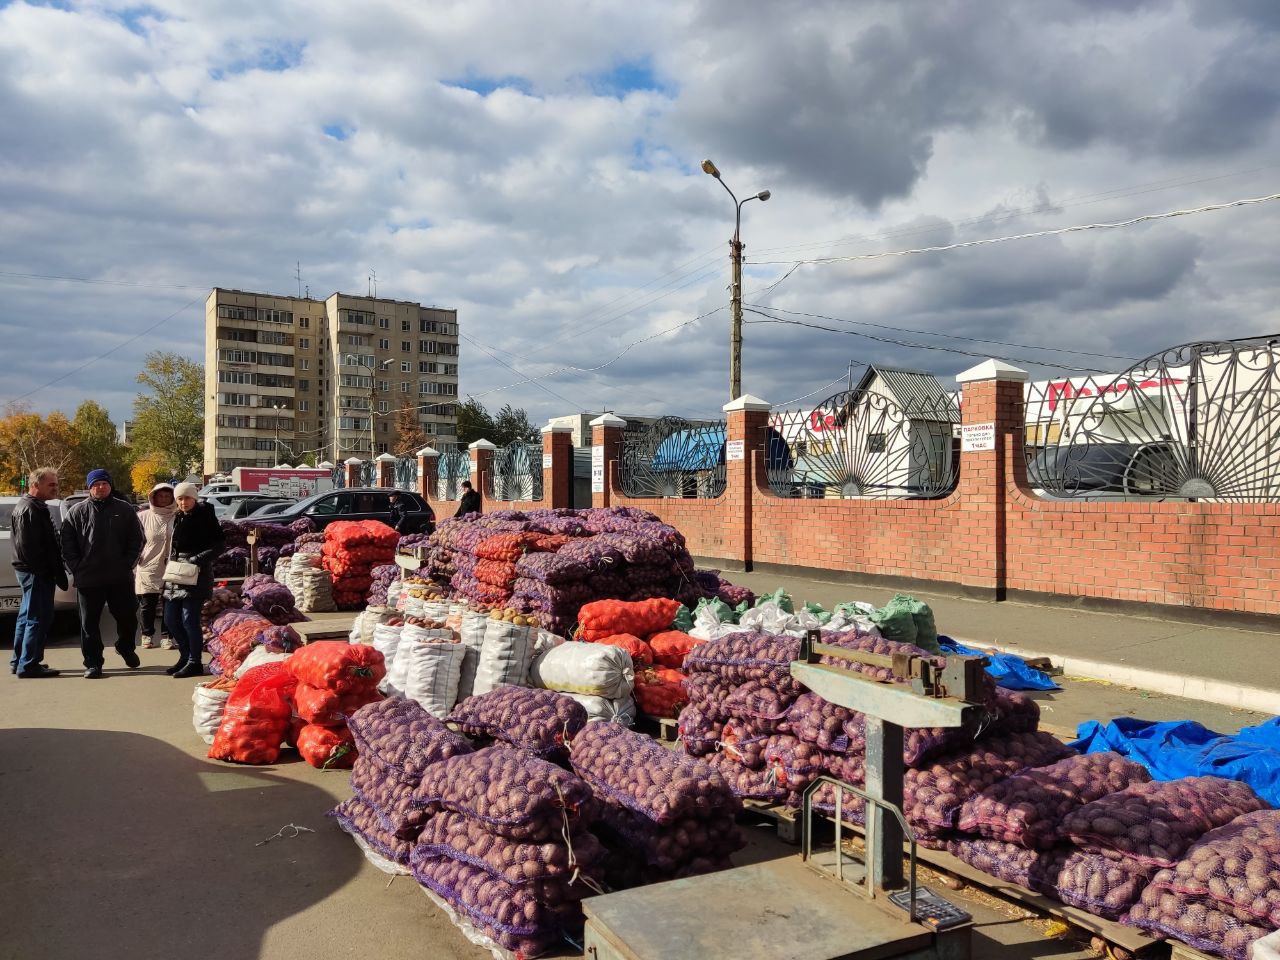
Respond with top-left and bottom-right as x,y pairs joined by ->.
204,288 -> 459,473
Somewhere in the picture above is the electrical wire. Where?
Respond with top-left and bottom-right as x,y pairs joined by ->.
748,192 -> 1280,267
0,270 -> 205,290
771,366 -> 868,407
744,304 -> 1139,363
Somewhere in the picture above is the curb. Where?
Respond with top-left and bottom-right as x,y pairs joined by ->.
951,636 -> 1280,717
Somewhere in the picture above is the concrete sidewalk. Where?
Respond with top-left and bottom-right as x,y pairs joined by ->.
728,570 -> 1280,716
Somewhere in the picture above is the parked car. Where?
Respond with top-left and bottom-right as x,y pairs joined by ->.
228,496 -> 296,519
0,497 -> 78,616
1026,441 -> 1179,500
265,487 -> 435,533
244,500 -> 297,519
203,491 -> 275,519
199,481 -> 240,498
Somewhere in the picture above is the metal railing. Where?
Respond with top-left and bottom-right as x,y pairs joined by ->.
330,465 -> 345,489
1024,335 -> 1280,501
486,438 -> 543,502
767,390 -> 959,499
435,445 -> 471,501
357,460 -> 376,487
393,457 -> 418,492
619,417 -> 727,499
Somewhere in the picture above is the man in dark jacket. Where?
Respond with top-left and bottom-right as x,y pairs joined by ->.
387,490 -> 411,533
455,480 -> 481,518
9,467 -> 66,677
62,468 -> 145,678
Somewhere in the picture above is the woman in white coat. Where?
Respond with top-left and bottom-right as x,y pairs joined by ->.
134,483 -> 177,649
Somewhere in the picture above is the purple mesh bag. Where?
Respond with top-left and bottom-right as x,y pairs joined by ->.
446,686 -> 588,757
591,800 -> 746,874
329,796 -> 415,864
683,632 -> 802,687
1062,776 -> 1265,868
718,718 -> 769,769
676,704 -> 723,757
762,735 -> 825,792
706,752 -> 789,803
569,722 -> 739,825
956,752 -> 1153,850
413,746 -> 592,842
1124,882 -> 1272,960
722,679 -> 800,731
681,674 -> 737,723
348,755 -> 430,839
786,693 -> 859,753
347,697 -> 473,785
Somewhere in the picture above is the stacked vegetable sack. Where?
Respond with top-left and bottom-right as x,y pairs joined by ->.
202,577 -> 306,676
322,520 -> 400,609
676,627 -> 1280,960
212,517 -> 317,577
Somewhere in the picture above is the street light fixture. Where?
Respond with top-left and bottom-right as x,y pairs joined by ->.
271,402 -> 283,463
702,158 -> 770,400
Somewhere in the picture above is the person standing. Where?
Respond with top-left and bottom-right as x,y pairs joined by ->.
455,480 -> 481,517
61,469 -> 145,678
134,483 -> 177,649
163,482 -> 223,678
9,466 -> 65,678
387,489 -> 411,533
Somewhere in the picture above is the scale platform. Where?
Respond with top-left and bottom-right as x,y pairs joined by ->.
583,855 -> 971,960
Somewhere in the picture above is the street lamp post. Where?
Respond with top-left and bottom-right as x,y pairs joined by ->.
271,402 -> 282,463
701,158 -> 770,401
342,353 -> 395,470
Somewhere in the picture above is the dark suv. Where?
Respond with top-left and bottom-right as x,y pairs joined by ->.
265,487 -> 435,533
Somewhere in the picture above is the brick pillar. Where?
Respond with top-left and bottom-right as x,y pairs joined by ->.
468,439 -> 496,510
343,457 -> 362,488
375,452 -> 396,488
416,446 -> 438,500
589,414 -> 627,508
723,394 -> 771,569
541,424 -> 573,508
955,359 -> 1027,600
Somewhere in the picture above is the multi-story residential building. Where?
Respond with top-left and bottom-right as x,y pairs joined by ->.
204,289 -> 459,474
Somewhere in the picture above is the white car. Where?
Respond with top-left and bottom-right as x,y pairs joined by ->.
0,497 -> 78,616
199,481 -> 240,498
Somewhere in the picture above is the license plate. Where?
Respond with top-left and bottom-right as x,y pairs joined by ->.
1,596 -> 21,610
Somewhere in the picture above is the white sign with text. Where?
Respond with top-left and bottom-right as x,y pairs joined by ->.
961,422 -> 996,452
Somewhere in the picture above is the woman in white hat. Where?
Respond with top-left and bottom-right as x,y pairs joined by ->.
163,482 -> 223,678
134,483 -> 177,649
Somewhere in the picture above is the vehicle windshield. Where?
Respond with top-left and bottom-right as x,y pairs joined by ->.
0,501 -> 62,531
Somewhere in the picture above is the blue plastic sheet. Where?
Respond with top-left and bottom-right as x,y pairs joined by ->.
937,636 -> 1060,691
1072,716 -> 1280,808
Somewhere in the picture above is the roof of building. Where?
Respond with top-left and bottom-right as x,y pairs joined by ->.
852,366 -> 959,421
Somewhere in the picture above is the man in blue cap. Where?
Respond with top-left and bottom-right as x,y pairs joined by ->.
61,469 -> 145,678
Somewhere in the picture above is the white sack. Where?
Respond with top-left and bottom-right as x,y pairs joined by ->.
530,641 -> 634,700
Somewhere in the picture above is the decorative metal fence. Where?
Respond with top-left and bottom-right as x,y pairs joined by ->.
1024,335 -> 1280,501
487,438 -> 544,502
394,457 -> 418,492
358,460 -> 376,487
435,445 -> 471,501
619,417 -> 728,499
766,390 -> 959,499
330,465 -> 345,489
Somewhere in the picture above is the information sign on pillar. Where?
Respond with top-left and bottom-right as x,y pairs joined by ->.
589,413 -> 627,507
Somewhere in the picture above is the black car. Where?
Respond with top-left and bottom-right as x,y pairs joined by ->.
266,487 -> 435,533
228,495 -> 296,519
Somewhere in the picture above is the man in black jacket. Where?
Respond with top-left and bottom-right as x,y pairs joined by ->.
62,469 -> 144,678
9,467 -> 66,678
387,490 -> 411,533
455,480 -> 481,517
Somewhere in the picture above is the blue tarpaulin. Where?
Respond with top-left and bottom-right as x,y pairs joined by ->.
938,636 -> 1060,691
1072,716 -> 1280,808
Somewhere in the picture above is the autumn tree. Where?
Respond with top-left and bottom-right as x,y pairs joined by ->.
131,352 -> 204,476
0,403 -> 82,493
130,452 -> 170,493
73,400 -> 133,494
392,399 -> 428,457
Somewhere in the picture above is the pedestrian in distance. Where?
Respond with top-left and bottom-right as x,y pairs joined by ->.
163,482 -> 224,679
134,483 -> 177,650
61,468 -> 144,679
8,466 -> 65,678
387,489 -> 411,533
455,480 -> 481,518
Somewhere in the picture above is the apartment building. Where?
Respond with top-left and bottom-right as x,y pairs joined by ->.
204,288 -> 459,474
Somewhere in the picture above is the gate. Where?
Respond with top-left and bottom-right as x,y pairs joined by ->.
394,457 -> 418,492
619,418 -> 727,499
487,438 -> 543,502
436,445 -> 471,501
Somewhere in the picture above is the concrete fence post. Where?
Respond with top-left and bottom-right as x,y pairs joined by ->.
723,394 -> 771,570
416,446 -> 438,501
589,414 -> 627,508
343,457 -> 362,489
375,452 -> 396,488
468,439 -> 497,510
541,424 -> 574,508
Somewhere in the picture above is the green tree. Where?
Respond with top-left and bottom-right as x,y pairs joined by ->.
492,403 -> 536,445
455,397 -> 496,447
131,352 -> 204,476
72,400 -> 133,494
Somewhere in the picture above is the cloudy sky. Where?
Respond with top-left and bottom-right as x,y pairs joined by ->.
2,0 -> 1278,428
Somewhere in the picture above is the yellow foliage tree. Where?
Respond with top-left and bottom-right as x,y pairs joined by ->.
0,403 -> 82,494
130,452 -> 170,494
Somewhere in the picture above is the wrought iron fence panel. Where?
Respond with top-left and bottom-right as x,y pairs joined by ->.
766,391 -> 959,499
1023,335 -> 1280,501
394,457 -> 419,492
486,439 -> 544,502
330,465 -> 346,489
619,417 -> 727,499
435,446 -> 471,501
358,460 -> 376,487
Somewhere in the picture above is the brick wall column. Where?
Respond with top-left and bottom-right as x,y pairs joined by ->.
589,414 -> 627,508
468,439 -> 496,511
723,394 -> 771,569
541,424 -> 574,508
955,359 -> 1027,600
343,457 -> 362,488
416,446 -> 438,500
375,452 -> 396,488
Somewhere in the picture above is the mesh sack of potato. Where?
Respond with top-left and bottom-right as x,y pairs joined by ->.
786,693 -> 859,753
569,722 -> 739,825
763,735 -> 826,792
346,697 -> 473,785
956,751 -> 1153,850
721,679 -> 798,734
676,704 -> 723,757
414,746 -> 592,842
683,632 -> 802,687
412,854 -> 581,958
718,718 -> 770,769
1124,882 -> 1273,960
681,674 -> 737,723
447,685 -> 587,757
329,795 -> 415,865
904,731 -> 1076,834
591,798 -> 745,874
706,751 -> 790,803
1151,808 -> 1280,929
1062,775 -> 1265,868
348,754 -> 432,840
414,811 -> 605,901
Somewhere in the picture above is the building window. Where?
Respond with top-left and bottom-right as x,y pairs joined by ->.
400,341 -> 409,352
299,379 -> 309,391
378,400 -> 389,414
401,320 -> 411,332
418,361 -> 429,373
220,393 -> 251,406
377,379 -> 389,393
378,442 -> 388,453
218,371 -> 253,384
400,381 -> 410,394
444,363 -> 457,375
300,359 -> 310,371
299,400 -> 309,412
299,337 -> 309,348
379,338 -> 390,350
400,361 -> 410,373
217,305 -> 256,321
299,317 -> 310,329
379,317 -> 389,329
339,374 -> 372,389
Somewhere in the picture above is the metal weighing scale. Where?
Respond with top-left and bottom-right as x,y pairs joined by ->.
582,633 -> 988,960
